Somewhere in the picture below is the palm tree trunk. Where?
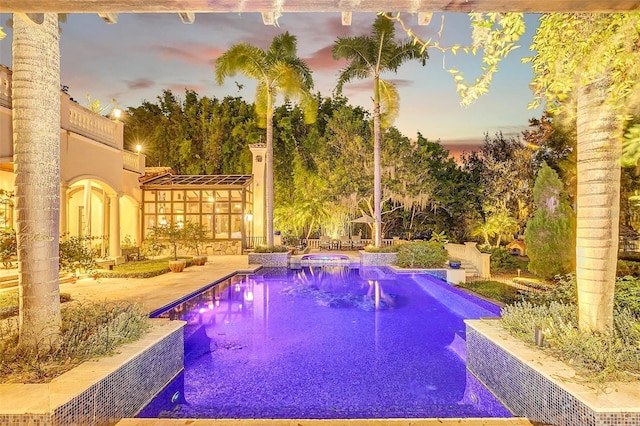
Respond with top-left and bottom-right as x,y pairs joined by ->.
576,77 -> 619,333
265,90 -> 274,246
373,79 -> 382,248
13,13 -> 62,352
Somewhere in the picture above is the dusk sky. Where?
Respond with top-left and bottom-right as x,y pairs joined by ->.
0,12 -> 542,149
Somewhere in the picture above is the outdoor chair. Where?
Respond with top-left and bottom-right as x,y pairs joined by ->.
319,236 -> 332,250
351,236 -> 365,250
339,236 -> 353,250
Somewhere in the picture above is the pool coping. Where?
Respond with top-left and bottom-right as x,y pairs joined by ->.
0,318 -> 185,425
466,319 -> 640,425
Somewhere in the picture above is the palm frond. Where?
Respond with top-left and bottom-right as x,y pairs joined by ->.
214,43 -> 268,85
333,36 -> 377,70
268,31 -> 298,61
335,61 -> 373,93
378,79 -> 399,128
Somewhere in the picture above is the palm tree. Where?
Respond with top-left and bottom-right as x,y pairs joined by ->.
333,14 -> 428,247
527,13 -> 640,332
13,13 -> 62,352
215,32 -> 316,246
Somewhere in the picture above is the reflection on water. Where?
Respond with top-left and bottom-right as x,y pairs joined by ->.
156,274 -> 260,325
284,266 -> 398,310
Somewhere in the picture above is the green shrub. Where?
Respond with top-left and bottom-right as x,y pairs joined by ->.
487,247 -> 528,273
617,259 -> 640,278
395,241 -> 447,268
364,244 -> 400,253
0,292 -> 72,320
0,301 -> 151,383
254,245 -> 290,253
457,280 -> 523,304
524,163 -> 575,279
501,301 -> 640,382
59,234 -> 98,275
97,257 -> 192,278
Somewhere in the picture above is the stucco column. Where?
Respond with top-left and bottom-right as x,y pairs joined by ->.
249,143 -> 266,242
59,181 -> 68,235
83,180 -> 91,235
108,193 -> 121,258
132,200 -> 141,248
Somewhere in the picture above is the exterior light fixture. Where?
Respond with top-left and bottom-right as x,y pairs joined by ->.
111,107 -> 122,120
135,144 -> 142,153
245,210 -> 253,221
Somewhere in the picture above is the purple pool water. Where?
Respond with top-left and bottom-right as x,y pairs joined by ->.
301,254 -> 350,260
140,266 -> 511,419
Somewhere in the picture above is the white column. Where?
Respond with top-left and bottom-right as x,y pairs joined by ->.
83,181 -> 91,235
109,193 -> 121,258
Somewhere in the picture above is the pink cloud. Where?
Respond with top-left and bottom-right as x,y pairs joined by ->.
154,43 -> 226,66
303,45 -> 345,72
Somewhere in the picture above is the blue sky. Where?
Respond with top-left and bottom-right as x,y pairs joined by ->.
0,12 -> 542,149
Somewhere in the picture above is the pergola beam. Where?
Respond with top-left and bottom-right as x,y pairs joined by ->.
2,0 -> 639,13
98,12 -> 118,23
341,11 -> 352,25
178,12 -> 195,24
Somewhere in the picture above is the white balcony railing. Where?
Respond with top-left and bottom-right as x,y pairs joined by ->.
123,150 -> 145,173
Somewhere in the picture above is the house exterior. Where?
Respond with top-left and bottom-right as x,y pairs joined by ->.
0,64 -> 265,259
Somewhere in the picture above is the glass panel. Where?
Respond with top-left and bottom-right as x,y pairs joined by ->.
158,215 -> 169,226
185,215 -> 200,225
231,214 -> 242,239
231,202 -> 242,213
215,190 -> 230,202
158,190 -> 170,201
158,203 -> 171,214
144,203 -> 156,214
174,215 -> 185,229
203,190 -> 214,213
186,190 -> 200,202
215,215 -> 229,239
216,202 -> 229,214
174,191 -> 185,202
187,203 -> 200,214
230,190 -> 242,201
144,215 -> 156,229
144,190 -> 156,201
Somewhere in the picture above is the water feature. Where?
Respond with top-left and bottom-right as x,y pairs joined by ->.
140,266 -> 511,419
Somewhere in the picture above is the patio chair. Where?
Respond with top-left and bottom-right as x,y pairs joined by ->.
351,236 -> 365,250
319,235 -> 332,250
339,236 -> 353,250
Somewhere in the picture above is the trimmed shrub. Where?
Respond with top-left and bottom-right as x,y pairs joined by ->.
524,163 -> 575,279
395,241 -> 448,268
254,245 -> 290,253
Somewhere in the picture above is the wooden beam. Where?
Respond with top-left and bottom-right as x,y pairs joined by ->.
261,11 -> 275,26
418,12 -> 433,25
341,11 -> 352,25
178,12 -> 195,23
98,12 -> 118,23
24,13 -> 45,24
2,0 -> 640,14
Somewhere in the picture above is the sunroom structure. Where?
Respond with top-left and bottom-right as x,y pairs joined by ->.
140,172 -> 255,255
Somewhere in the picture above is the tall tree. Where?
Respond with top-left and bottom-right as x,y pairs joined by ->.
215,32 -> 317,246
527,13 -> 640,332
332,14 -> 428,247
13,13 -> 62,352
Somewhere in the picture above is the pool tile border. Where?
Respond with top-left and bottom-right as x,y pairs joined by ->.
0,319 -> 185,426
466,319 -> 640,426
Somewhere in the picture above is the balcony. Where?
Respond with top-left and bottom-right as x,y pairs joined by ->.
0,65 -> 144,174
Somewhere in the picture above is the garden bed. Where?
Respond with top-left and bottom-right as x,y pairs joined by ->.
466,319 -> 640,426
0,319 -> 185,425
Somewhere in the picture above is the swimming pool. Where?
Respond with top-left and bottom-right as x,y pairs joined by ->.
139,266 -> 511,419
